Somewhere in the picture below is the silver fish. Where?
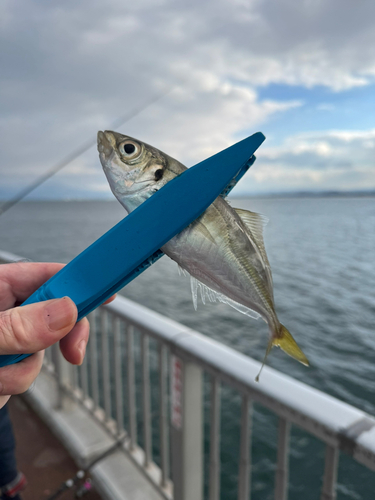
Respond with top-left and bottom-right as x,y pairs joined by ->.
97,130 -> 309,378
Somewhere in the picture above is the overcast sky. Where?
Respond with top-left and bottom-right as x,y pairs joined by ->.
1,0 -> 375,199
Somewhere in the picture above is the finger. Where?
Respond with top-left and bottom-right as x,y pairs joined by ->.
0,351 -> 44,396
0,262 -> 65,310
103,294 -> 116,305
59,318 -> 89,365
0,297 -> 77,355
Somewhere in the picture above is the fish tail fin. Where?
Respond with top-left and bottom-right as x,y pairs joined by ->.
255,324 -> 309,382
275,324 -> 309,366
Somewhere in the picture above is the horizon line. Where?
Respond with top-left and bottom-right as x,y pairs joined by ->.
0,188 -> 374,203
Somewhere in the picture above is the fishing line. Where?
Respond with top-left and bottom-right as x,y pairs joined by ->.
0,89 -> 171,217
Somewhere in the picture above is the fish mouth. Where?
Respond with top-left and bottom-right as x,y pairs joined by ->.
97,130 -> 115,157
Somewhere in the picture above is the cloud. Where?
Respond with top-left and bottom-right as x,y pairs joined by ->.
261,129 -> 375,168
124,81 -> 302,166
233,129 -> 375,194
1,0 -> 375,198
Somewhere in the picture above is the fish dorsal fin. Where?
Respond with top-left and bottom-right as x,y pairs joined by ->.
234,208 -> 269,265
186,274 -> 261,320
234,208 -> 273,293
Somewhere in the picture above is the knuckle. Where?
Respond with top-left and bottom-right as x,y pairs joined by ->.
0,309 -> 32,352
0,311 -> 17,352
0,310 -> 13,335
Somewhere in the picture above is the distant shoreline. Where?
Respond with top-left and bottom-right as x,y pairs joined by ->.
231,190 -> 375,199
0,190 -> 374,202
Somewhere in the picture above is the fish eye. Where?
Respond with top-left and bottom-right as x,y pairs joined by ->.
154,169 -> 163,181
118,140 -> 141,160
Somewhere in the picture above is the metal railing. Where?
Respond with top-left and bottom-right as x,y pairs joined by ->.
1,251 -> 375,500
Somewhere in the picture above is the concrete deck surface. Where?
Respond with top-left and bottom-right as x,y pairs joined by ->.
7,396 -> 103,500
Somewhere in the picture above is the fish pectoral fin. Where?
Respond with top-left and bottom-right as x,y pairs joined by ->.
274,324 -> 310,366
183,270 -> 261,320
190,276 -> 198,310
178,264 -> 188,277
191,220 -> 217,245
216,294 -> 261,320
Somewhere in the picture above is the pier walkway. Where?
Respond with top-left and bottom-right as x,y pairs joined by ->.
8,395 -> 102,500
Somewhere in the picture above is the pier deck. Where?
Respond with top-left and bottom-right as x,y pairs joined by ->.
8,396 -> 102,500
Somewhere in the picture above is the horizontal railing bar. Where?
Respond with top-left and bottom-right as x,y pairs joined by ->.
104,296 -> 375,471
0,250 -> 24,263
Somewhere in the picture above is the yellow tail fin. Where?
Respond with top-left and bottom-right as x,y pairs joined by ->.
274,324 -> 309,366
255,324 -> 309,382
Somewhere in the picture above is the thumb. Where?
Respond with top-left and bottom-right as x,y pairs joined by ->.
0,297 -> 78,355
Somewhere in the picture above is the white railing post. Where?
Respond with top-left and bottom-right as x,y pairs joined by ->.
55,350 -> 75,409
100,309 -> 112,420
238,394 -> 252,500
159,343 -> 169,487
141,332 -> 152,467
171,355 -> 203,500
275,418 -> 290,500
113,316 -> 124,435
209,377 -> 221,500
127,324 -> 137,450
88,311 -> 100,410
320,445 -> 339,500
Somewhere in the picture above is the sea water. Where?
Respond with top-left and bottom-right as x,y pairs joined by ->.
0,197 -> 374,499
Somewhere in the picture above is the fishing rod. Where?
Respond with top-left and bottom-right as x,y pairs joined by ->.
44,435 -> 127,500
0,89 -> 171,217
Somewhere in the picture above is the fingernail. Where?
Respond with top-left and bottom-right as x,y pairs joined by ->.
78,339 -> 86,364
45,297 -> 76,332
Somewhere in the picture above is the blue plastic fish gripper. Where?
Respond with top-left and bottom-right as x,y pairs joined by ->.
0,132 -> 265,367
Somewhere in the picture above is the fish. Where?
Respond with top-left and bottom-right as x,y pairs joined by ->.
97,130 -> 309,379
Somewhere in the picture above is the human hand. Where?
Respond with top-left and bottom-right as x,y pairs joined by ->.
0,262 -> 114,408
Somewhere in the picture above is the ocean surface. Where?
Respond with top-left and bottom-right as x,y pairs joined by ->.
0,197 -> 374,499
